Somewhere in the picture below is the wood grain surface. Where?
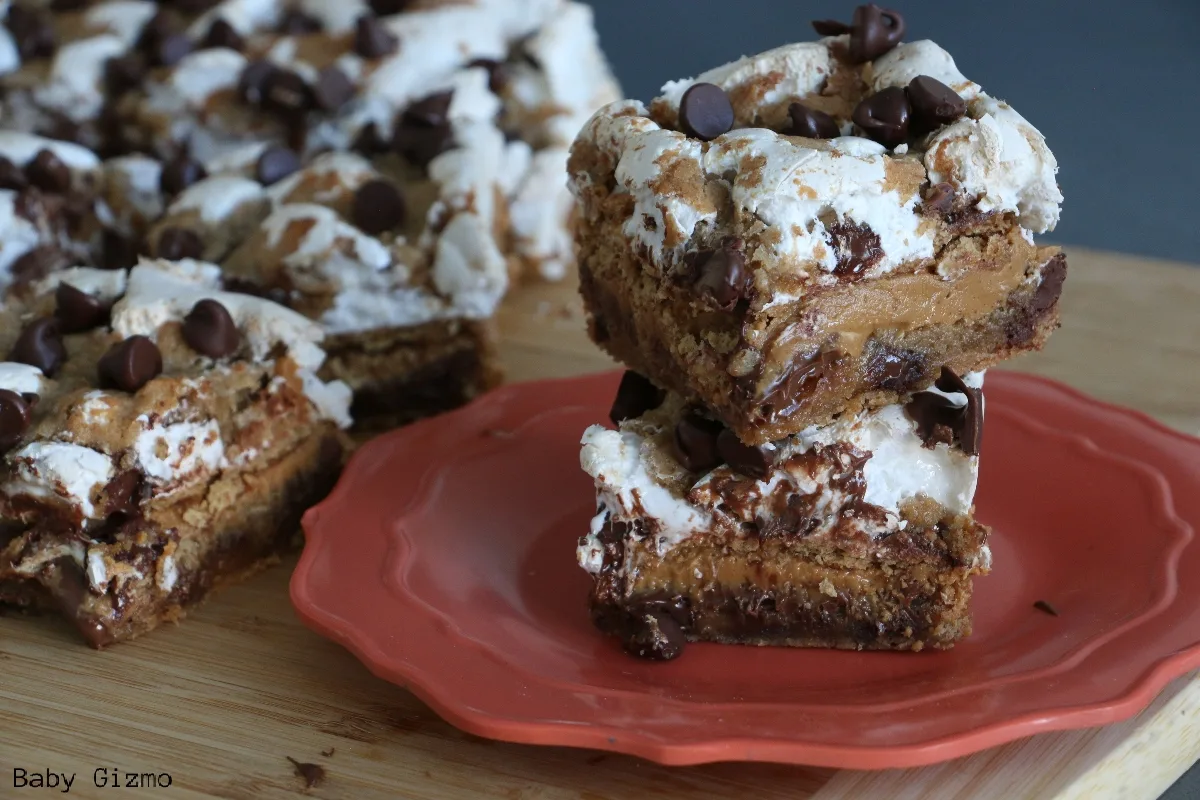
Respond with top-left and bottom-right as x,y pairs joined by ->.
2,246 -> 1198,799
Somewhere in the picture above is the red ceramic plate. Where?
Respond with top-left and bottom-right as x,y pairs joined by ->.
291,371 -> 1200,769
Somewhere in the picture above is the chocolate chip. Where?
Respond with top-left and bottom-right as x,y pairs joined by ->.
678,82 -> 734,142
10,245 -> 70,289
827,221 -> 883,278
866,347 -> 925,392
277,9 -> 322,34
137,10 -> 176,44
811,19 -> 853,36
351,122 -> 389,155
173,0 -> 219,12
156,227 -> 204,260
351,179 -> 406,235
716,428 -> 778,480
159,156 -> 207,197
907,367 -> 983,456
255,146 -> 300,185
922,182 -> 957,214
404,90 -> 453,126
98,335 -> 162,393
6,5 -> 56,61
674,413 -> 724,473
782,102 -> 839,139
182,299 -> 240,358
848,4 -> 906,63
26,149 -> 71,193
135,11 -> 187,66
55,283 -> 109,334
100,230 -> 139,270
354,14 -> 398,58
622,610 -> 685,661
1029,253 -> 1068,316
693,238 -> 749,310
0,389 -> 33,454
759,349 -> 842,421
392,91 -> 455,167
368,0 -> 412,15
852,86 -> 910,148
105,53 -> 148,96
201,18 -> 244,51
467,58 -> 508,94
237,60 -> 277,106
102,470 -> 144,516
262,68 -> 313,116
8,318 -> 67,377
312,65 -> 355,112
907,75 -> 966,135
905,391 -> 957,446
608,371 -> 665,425
155,32 -> 193,67
0,157 -> 28,191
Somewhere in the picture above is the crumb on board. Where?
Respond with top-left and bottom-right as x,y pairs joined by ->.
286,757 -> 327,788
320,747 -> 335,758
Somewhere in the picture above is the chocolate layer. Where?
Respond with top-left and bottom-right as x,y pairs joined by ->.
318,319 -> 501,429
0,433 -> 342,648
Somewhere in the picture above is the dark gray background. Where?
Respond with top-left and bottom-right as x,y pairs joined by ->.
578,2 -> 1200,797
580,0 -> 1200,267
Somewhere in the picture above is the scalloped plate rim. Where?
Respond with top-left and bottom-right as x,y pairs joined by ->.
292,371 -> 1200,769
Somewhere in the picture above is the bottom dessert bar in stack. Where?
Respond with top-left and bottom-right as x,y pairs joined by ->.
578,369 -> 991,660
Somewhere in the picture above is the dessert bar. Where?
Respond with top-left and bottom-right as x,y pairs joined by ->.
0,259 -> 351,646
216,151 -> 505,426
569,28 -> 1064,443
579,370 -> 989,659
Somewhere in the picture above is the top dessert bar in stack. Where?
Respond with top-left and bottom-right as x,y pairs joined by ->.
569,12 -> 1064,444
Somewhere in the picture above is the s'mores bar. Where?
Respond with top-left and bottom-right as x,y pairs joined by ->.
580,371 -> 988,659
215,150 -> 506,426
2,0 -> 621,280
569,10 -> 1065,444
0,259 -> 351,646
571,5 -> 1067,659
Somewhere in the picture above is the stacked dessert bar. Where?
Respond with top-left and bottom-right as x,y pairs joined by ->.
569,6 -> 1065,659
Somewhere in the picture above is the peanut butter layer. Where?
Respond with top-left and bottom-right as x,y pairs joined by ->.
581,239 -> 1065,444
592,530 -> 984,653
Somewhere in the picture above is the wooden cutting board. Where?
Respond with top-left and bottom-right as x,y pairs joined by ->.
2,246 -> 1199,800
